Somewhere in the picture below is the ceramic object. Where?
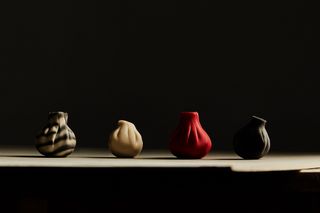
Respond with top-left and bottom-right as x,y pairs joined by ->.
169,112 -> 212,159
233,116 -> 270,159
108,120 -> 143,158
35,112 -> 76,157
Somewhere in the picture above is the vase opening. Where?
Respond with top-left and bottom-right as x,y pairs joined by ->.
180,112 -> 199,120
251,116 -> 267,125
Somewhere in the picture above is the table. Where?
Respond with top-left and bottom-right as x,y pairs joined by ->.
1,147 -> 320,212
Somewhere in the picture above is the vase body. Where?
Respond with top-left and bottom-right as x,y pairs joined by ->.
109,120 -> 143,158
233,116 -> 270,159
35,112 -> 76,157
169,112 -> 212,159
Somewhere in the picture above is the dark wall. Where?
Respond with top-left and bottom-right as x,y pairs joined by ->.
0,1 -> 319,151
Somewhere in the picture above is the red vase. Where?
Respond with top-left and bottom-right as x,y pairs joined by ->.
169,112 -> 212,159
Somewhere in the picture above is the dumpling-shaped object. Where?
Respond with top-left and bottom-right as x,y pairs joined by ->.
169,112 -> 212,159
233,116 -> 270,159
108,120 -> 143,158
35,112 -> 76,157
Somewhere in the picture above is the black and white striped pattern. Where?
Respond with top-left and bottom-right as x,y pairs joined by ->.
36,112 -> 76,157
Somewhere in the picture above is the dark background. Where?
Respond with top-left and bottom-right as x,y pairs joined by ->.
0,1 -> 319,152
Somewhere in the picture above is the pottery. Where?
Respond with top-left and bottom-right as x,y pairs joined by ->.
169,112 -> 212,159
35,112 -> 76,157
233,116 -> 270,159
108,120 -> 143,158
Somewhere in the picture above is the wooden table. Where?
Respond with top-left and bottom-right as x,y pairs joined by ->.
1,147 -> 320,212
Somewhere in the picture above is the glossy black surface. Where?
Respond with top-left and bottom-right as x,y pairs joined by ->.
1,167 -> 320,212
233,116 -> 270,159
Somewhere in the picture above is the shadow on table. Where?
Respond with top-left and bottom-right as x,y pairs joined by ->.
0,155 -> 44,158
0,154 -> 242,160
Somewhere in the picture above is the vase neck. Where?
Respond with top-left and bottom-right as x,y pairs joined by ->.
48,112 -> 68,125
250,116 -> 266,126
179,112 -> 200,123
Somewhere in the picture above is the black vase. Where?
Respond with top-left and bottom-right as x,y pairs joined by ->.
233,116 -> 270,159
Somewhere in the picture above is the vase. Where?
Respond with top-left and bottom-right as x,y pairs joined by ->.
35,112 -> 76,157
169,112 -> 212,159
108,120 -> 143,158
233,116 -> 270,159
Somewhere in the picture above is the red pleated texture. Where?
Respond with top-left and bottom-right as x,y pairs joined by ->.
169,112 -> 212,159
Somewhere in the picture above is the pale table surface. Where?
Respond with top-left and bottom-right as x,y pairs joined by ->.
1,147 -> 320,172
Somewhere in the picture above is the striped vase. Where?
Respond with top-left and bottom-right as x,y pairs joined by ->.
36,112 -> 76,157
